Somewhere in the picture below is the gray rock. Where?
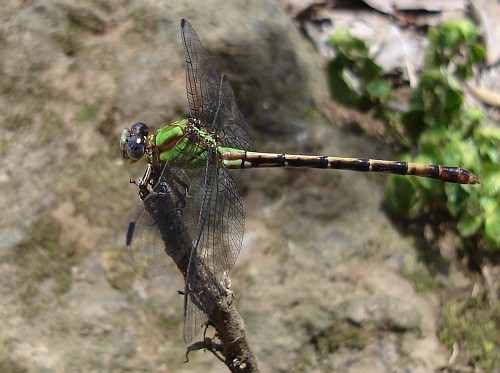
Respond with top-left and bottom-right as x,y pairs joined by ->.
0,0 -> 453,372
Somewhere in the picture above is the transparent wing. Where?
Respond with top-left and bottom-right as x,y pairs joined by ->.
125,176 -> 192,278
181,19 -> 222,129
216,75 -> 255,151
147,134 -> 218,342
182,153 -> 244,342
181,19 -> 255,152
161,19 -> 250,342
126,19 -> 252,343
125,203 -> 174,278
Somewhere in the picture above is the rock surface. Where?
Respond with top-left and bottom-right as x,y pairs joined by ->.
0,0 -> 464,372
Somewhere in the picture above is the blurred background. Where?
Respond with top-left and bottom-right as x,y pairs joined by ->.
0,0 -> 498,372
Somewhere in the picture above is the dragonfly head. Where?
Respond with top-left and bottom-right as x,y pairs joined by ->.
120,122 -> 150,162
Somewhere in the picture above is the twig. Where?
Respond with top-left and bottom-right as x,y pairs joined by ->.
142,182 -> 259,372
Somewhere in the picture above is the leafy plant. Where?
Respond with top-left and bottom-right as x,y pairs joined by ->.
328,29 -> 393,122
328,20 -> 500,251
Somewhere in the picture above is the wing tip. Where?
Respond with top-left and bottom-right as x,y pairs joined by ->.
126,221 -> 136,246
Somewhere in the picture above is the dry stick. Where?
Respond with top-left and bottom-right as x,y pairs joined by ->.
141,183 -> 259,372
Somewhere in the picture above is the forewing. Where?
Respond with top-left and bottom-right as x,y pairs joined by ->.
181,19 -> 221,129
154,19 -> 250,342
181,20 -> 255,151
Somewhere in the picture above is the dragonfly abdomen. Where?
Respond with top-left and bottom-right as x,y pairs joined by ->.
220,149 -> 478,184
220,149 -> 331,169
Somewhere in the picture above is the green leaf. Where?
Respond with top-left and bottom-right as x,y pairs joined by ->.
480,197 -> 500,247
401,109 -> 425,142
464,107 -> 484,124
419,126 -> 450,149
420,68 -> 445,88
329,28 -> 351,48
328,60 -> 359,106
469,44 -> 486,64
385,176 -> 424,218
329,29 -> 368,58
486,169 -> 500,191
442,85 -> 463,115
476,125 -> 500,141
444,182 -> 469,217
360,58 -> 382,77
440,138 -> 478,170
440,19 -> 477,46
475,125 -> 500,163
366,79 -> 391,99
455,189 -> 481,236
457,211 -> 483,237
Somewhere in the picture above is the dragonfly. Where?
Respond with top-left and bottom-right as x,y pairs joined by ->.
120,19 -> 479,343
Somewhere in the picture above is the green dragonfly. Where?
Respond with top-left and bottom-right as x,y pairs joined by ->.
121,19 -> 479,343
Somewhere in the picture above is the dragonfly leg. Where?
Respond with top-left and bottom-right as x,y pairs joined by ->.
185,336 -> 224,363
130,163 -> 153,197
170,174 -> 190,210
141,173 -> 188,213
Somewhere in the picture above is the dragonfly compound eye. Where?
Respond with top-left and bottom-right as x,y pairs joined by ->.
126,134 -> 146,160
130,122 -> 149,137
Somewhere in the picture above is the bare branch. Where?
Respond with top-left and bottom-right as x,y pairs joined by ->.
142,182 -> 259,372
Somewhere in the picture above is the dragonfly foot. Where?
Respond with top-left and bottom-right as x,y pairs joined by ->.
185,337 -> 223,363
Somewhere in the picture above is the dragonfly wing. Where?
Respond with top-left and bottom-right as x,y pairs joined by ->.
183,295 -> 209,343
126,204 -> 171,278
181,20 -> 255,152
173,160 -> 219,342
181,19 -> 221,128
215,75 -> 255,151
178,19 -> 249,341
182,154 -> 244,342
195,162 -> 244,278
152,136 -> 221,342
126,191 -> 187,278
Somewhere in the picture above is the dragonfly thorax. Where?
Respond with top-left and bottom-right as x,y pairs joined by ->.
154,118 -> 217,164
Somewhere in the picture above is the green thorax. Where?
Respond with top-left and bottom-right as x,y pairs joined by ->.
152,118 -> 217,167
